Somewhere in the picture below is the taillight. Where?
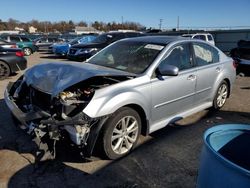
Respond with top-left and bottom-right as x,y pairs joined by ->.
15,51 -> 24,57
11,45 -> 17,48
233,59 -> 239,69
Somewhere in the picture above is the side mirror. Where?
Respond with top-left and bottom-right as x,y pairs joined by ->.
156,64 -> 179,77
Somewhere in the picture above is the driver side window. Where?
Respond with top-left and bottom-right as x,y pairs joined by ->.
159,43 -> 192,71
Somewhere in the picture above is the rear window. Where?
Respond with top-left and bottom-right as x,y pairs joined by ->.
194,35 -> 206,41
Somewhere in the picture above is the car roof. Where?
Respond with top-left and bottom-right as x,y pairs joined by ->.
121,35 -> 185,45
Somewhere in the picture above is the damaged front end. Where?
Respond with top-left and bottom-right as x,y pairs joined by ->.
5,74 -> 131,160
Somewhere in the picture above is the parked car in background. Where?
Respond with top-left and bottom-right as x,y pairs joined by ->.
67,31 -> 144,61
33,36 -> 63,51
182,33 -> 215,45
5,36 -> 236,160
230,40 -> 250,76
0,35 -> 37,56
0,39 -> 17,48
53,35 -> 97,56
0,46 -> 27,79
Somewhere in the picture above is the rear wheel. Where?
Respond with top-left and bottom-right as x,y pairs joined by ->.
23,47 -> 32,56
0,61 -> 10,80
213,81 -> 229,110
101,107 -> 141,159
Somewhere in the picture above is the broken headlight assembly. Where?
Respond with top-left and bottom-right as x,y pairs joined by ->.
57,88 -> 94,120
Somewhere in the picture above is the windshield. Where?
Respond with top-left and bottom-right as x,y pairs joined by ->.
91,34 -> 109,43
88,41 -> 165,74
69,37 -> 82,45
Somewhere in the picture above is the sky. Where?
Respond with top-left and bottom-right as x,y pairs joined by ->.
0,0 -> 250,29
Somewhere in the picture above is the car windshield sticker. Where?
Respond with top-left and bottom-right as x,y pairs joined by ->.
144,44 -> 164,50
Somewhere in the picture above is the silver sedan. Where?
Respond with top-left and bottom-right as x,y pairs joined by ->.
5,36 -> 236,159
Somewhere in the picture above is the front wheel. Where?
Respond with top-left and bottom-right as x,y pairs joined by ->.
213,81 -> 229,110
101,107 -> 141,159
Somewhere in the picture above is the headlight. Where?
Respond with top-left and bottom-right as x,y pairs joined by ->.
79,48 -> 97,54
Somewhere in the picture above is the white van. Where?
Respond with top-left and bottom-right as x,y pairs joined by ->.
182,33 -> 215,45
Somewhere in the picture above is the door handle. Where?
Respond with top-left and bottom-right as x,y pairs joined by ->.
216,67 -> 221,72
187,75 -> 196,81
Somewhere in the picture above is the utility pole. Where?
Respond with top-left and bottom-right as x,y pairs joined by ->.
159,18 -> 163,30
177,16 -> 180,31
121,16 -> 124,29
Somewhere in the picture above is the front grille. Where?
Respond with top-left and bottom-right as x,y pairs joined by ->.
30,86 -> 52,112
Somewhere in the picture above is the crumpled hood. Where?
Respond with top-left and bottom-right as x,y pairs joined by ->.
24,62 -> 134,96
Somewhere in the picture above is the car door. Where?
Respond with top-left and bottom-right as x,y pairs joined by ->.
150,42 -> 196,127
192,42 -> 221,105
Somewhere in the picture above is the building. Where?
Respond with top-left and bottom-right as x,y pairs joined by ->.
14,27 -> 25,32
29,26 -> 37,33
0,30 -> 20,34
74,26 -> 100,34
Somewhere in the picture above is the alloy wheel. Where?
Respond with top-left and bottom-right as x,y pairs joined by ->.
111,116 -> 139,155
0,61 -> 10,79
23,48 -> 32,56
216,84 -> 228,108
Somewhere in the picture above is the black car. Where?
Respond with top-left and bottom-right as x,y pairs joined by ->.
0,46 -> 27,79
230,40 -> 250,76
67,32 -> 144,61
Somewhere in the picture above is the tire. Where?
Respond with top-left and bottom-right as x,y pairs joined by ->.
213,81 -> 229,110
23,47 -> 32,56
101,107 -> 141,159
0,61 -> 10,80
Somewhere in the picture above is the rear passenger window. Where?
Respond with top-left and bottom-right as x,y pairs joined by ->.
193,43 -> 219,66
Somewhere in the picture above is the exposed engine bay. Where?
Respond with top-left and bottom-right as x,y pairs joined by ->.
6,75 -> 133,160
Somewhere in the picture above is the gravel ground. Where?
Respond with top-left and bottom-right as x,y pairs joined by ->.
0,51 -> 249,188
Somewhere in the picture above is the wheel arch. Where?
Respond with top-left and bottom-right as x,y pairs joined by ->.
223,78 -> 231,98
123,104 -> 149,136
86,104 -> 148,158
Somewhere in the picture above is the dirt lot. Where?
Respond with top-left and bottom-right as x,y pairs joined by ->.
0,51 -> 249,188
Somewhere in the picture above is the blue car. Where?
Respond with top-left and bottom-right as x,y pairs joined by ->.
52,35 -> 96,56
